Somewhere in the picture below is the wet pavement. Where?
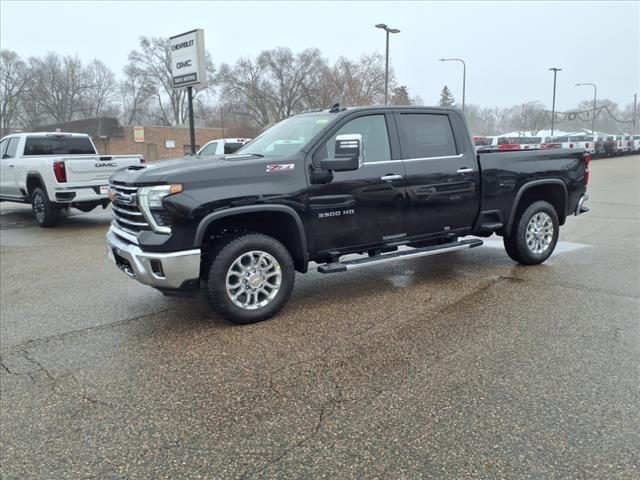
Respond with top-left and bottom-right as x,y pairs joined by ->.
1,155 -> 639,479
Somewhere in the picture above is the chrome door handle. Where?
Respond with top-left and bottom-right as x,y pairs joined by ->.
380,174 -> 403,181
456,167 -> 474,174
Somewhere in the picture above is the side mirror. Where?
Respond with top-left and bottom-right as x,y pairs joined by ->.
320,134 -> 363,172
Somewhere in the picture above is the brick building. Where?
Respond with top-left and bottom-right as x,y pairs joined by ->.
33,117 -> 224,161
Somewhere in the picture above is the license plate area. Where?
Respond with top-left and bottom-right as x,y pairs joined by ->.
100,185 -> 109,194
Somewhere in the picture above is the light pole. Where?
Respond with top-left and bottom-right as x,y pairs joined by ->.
576,82 -> 598,134
549,67 -> 562,136
439,58 -> 466,111
375,23 -> 400,105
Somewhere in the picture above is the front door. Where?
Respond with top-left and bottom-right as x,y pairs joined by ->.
306,113 -> 407,255
395,110 -> 479,238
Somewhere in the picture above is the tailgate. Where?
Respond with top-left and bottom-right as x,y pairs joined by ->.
64,155 -> 142,183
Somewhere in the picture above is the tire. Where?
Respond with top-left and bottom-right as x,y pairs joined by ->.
204,233 -> 295,324
31,186 -> 60,228
503,200 -> 559,265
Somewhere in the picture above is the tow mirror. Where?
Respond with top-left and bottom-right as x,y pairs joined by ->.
320,134 -> 363,172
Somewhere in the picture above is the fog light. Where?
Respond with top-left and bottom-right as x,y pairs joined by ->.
150,259 -> 164,277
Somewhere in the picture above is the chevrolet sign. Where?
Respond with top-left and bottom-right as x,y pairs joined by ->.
169,29 -> 207,89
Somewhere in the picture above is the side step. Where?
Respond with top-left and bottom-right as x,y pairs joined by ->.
317,238 -> 483,274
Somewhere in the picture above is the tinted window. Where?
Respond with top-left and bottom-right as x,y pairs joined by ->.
199,142 -> 218,155
0,139 -> 7,157
474,137 -> 492,146
224,142 -> 244,154
397,114 -> 457,158
23,136 -> 95,155
5,138 -> 19,158
323,115 -> 391,163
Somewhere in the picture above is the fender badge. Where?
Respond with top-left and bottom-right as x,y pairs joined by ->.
266,164 -> 294,172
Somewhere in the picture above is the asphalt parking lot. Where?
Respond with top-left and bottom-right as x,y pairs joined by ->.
1,155 -> 639,479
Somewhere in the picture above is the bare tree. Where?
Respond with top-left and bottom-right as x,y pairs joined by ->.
330,53 -> 389,106
82,60 -> 118,117
506,101 -> 546,134
127,36 -> 214,126
29,52 -> 88,123
119,63 -> 154,124
0,50 -> 32,135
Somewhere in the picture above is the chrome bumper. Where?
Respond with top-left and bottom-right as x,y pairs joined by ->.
106,227 -> 201,290
575,194 -> 589,216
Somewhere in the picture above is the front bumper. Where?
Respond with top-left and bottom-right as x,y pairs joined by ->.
106,226 -> 201,290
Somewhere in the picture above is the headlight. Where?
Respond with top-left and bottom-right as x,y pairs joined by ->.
137,184 -> 182,234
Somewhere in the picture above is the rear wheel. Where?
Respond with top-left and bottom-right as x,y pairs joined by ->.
503,200 -> 559,265
204,233 -> 295,324
31,187 -> 60,228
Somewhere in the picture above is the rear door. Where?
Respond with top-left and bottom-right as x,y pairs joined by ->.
306,112 -> 407,254
0,137 -> 21,197
395,110 -> 479,238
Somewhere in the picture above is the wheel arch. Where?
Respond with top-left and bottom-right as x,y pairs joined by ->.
195,205 -> 309,273
25,172 -> 46,199
506,179 -> 568,232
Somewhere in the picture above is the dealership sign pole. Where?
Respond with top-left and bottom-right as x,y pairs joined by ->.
170,29 -> 207,154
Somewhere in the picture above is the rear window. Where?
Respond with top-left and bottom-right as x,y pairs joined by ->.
553,136 -> 569,142
24,136 -> 96,155
474,137 -> 492,146
224,142 -> 244,154
397,113 -> 457,158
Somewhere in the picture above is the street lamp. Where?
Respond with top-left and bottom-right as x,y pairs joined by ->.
549,67 -> 562,136
375,23 -> 400,105
439,58 -> 466,111
576,82 -> 598,135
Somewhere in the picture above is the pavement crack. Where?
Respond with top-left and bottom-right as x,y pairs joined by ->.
2,301 -> 200,354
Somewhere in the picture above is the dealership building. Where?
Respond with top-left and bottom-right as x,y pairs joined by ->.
32,117 -> 224,161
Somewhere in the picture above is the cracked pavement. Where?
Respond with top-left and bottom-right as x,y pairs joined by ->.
1,155 -> 639,479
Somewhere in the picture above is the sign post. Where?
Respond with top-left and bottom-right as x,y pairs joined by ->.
170,29 -> 207,154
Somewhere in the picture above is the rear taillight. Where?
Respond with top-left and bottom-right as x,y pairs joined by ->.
584,153 -> 590,186
585,143 -> 590,149
53,161 -> 66,183
498,144 -> 520,150
140,157 -> 146,164
569,143 -> 574,148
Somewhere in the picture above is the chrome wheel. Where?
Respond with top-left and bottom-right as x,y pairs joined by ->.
226,250 -> 282,310
32,192 -> 45,223
526,212 -> 554,254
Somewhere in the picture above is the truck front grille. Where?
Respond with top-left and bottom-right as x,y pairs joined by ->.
109,182 -> 150,233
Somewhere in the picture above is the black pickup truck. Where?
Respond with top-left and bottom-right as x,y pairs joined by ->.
106,105 -> 589,323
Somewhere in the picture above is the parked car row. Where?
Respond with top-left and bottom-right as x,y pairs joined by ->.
474,133 -> 639,157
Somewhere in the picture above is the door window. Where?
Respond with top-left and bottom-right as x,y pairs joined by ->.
397,114 -> 458,159
5,138 -> 19,158
0,139 -> 7,158
199,142 -> 218,155
318,115 -> 392,164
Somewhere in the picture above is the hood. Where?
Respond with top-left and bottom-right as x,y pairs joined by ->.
110,154 -> 276,185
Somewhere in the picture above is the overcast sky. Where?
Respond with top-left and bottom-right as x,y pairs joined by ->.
1,1 -> 638,110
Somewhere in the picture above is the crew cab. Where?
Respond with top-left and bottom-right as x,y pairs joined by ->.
0,133 -> 143,226
197,138 -> 251,156
106,106 -> 589,324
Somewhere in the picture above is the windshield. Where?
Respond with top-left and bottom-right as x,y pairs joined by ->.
236,114 -> 334,157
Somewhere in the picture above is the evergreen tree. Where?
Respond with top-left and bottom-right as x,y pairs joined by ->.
439,85 -> 455,107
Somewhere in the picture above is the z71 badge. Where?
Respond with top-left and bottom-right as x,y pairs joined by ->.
266,164 -> 294,172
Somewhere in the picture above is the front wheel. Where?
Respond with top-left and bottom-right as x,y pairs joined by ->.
31,187 -> 60,228
204,233 -> 295,324
503,200 -> 559,265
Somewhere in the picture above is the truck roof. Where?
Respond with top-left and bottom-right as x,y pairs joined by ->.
296,105 -> 458,117
3,132 -> 91,139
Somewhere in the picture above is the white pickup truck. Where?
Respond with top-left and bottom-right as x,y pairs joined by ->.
0,132 -> 143,227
